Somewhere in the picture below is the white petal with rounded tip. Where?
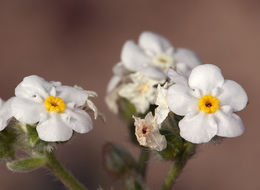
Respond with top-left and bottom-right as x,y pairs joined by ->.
138,31 -> 173,54
112,62 -> 129,76
0,98 -> 14,131
167,84 -> 198,116
15,75 -> 52,102
179,112 -> 218,143
218,80 -> 248,112
168,69 -> 188,86
215,110 -> 245,137
175,62 -> 192,78
121,41 -> 150,71
107,75 -> 121,93
56,86 -> 88,107
36,114 -> 73,142
189,64 -> 224,92
11,97 -> 43,124
62,109 -> 93,134
174,48 -> 201,69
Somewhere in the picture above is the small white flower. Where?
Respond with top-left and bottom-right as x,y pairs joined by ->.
133,112 -> 167,151
11,75 -> 95,142
154,84 -> 170,124
118,73 -> 158,113
167,64 -> 248,144
121,31 -> 201,80
0,98 -> 14,131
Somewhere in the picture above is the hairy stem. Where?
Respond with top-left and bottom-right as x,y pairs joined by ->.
45,152 -> 88,190
162,143 -> 196,190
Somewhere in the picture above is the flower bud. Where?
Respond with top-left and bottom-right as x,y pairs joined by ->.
7,157 -> 46,172
103,143 -> 137,177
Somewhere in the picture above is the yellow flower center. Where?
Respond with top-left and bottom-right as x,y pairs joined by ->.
138,83 -> 150,94
198,95 -> 219,114
44,96 -> 66,113
152,54 -> 174,70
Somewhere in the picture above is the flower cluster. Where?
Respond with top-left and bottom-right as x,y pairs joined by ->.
106,31 -> 248,150
0,75 -> 99,143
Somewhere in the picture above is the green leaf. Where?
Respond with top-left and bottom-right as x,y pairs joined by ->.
0,125 -> 17,160
118,98 -> 136,124
7,157 -> 46,172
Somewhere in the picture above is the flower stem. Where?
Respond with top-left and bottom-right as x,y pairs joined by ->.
161,142 -> 196,190
138,148 -> 150,178
45,152 -> 88,190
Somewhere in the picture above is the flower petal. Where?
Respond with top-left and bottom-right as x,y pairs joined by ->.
138,31 -> 173,54
15,75 -> 52,102
217,80 -> 248,112
174,48 -> 201,69
56,86 -> 88,107
155,108 -> 169,124
138,66 -> 166,80
189,64 -> 224,93
167,84 -> 198,116
167,69 -> 188,86
0,98 -> 14,131
179,112 -> 218,143
215,110 -> 245,137
11,97 -> 44,124
36,114 -> 73,142
62,108 -> 93,134
112,62 -> 130,76
107,75 -> 122,93
121,41 -> 150,71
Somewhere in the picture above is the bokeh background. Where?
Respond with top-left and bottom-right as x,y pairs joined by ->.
0,0 -> 259,189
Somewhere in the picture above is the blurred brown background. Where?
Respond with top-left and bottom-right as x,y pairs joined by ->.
0,0 -> 259,189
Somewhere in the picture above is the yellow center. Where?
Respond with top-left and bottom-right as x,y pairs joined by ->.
138,83 -> 150,94
198,95 -> 219,114
44,96 -> 66,113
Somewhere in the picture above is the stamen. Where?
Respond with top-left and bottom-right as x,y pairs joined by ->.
44,96 -> 66,113
199,95 -> 219,114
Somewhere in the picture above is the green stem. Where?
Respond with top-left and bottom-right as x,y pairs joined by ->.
45,152 -> 88,190
162,143 -> 196,190
138,149 -> 150,178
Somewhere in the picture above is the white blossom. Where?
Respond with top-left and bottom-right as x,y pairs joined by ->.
167,64 -> 248,144
133,112 -> 167,151
11,75 -> 96,142
121,31 -> 201,81
118,73 -> 158,114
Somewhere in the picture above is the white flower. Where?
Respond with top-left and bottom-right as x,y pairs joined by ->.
167,64 -> 248,144
0,98 -> 14,131
133,112 -> 167,151
121,31 -> 201,81
154,84 -> 170,124
118,73 -> 158,113
11,75 -> 95,142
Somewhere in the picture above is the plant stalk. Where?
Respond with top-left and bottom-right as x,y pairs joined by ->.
162,143 -> 196,190
45,152 -> 88,190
